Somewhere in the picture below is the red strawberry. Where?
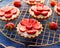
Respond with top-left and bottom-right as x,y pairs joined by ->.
49,22 -> 58,30
27,30 -> 36,34
57,6 -> 60,12
5,22 -> 15,30
42,11 -> 48,16
26,23 -> 32,29
34,10 -> 41,15
57,2 -> 60,6
19,25 -> 27,32
21,19 -> 32,29
43,6 -> 50,11
50,0 -> 57,7
37,6 -> 43,11
4,11 -> 12,18
29,0 -> 35,3
0,10 -> 5,17
20,19 -> 29,26
2,7 -> 12,12
33,22 -> 42,30
29,18 -> 37,25
13,0 -> 21,7
37,4 -> 44,7
11,8 -> 17,14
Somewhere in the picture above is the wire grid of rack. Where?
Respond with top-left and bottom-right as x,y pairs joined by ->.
0,0 -> 60,47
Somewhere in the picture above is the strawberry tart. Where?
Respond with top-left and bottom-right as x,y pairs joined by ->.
54,2 -> 60,15
16,18 -> 43,38
29,4 -> 52,20
24,0 -> 45,5
0,6 -> 20,21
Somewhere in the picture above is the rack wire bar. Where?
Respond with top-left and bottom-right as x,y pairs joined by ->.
0,0 -> 60,47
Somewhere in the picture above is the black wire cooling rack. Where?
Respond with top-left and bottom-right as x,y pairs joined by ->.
0,0 -> 60,48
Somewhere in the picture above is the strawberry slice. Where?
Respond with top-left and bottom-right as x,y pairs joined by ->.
34,10 -> 41,15
26,23 -> 32,29
19,25 -> 27,32
37,6 -> 43,11
33,22 -> 41,30
57,6 -> 60,12
21,19 -> 32,29
11,8 -> 17,14
37,4 -> 44,7
43,6 -> 50,11
13,0 -> 21,7
42,11 -> 48,16
27,30 -> 36,34
0,10 -> 5,17
29,0 -> 35,3
5,11 -> 12,18
29,18 -> 37,25
2,7 -> 12,12
57,2 -> 60,6
20,19 -> 29,26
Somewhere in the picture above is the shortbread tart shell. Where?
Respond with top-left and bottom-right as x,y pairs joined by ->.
16,23 -> 43,38
29,6 -> 52,20
24,0 -> 45,6
0,6 -> 20,21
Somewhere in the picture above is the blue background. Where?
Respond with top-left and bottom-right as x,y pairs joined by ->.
0,0 -> 60,48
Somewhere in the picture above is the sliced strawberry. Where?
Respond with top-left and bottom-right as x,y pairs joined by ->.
29,18 -> 37,25
2,7 -> 12,12
43,6 -> 50,11
4,11 -> 12,18
13,0 -> 21,7
37,6 -> 43,11
11,8 -> 17,14
29,0 -> 35,3
57,2 -> 60,6
27,30 -> 36,34
19,25 -> 27,32
42,11 -> 48,16
34,10 -> 41,15
0,10 -> 5,17
21,19 -> 32,29
50,0 -> 57,7
57,6 -> 60,12
33,22 -> 41,30
26,23 -> 32,29
37,4 -> 44,7
20,19 -> 29,26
